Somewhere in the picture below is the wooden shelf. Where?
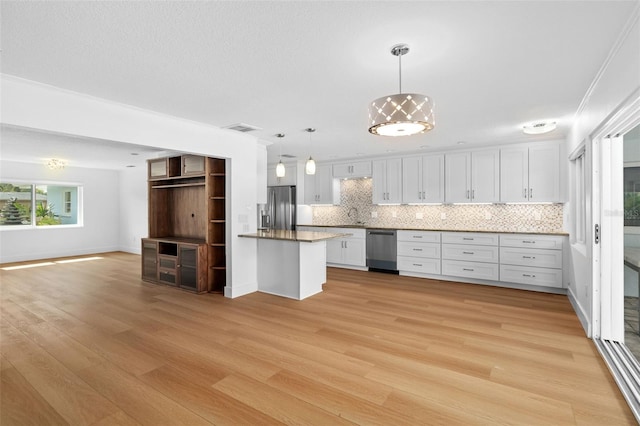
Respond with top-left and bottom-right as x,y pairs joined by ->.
152,182 -> 206,189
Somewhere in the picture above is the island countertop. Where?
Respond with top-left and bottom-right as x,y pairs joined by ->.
238,229 -> 348,242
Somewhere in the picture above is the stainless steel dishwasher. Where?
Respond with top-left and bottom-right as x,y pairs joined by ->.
366,229 -> 398,272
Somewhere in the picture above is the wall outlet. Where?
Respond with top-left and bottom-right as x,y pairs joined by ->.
392,211 -> 397,218
371,211 -> 378,218
484,211 -> 492,220
441,212 -> 447,220
416,212 -> 424,219
534,212 -> 542,221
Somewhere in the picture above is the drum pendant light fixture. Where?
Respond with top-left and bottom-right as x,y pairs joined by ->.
368,44 -> 435,137
305,128 -> 316,175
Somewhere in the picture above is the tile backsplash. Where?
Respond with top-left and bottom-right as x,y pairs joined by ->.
310,178 -> 565,233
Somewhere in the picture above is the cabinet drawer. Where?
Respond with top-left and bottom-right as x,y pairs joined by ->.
442,232 -> 498,246
158,271 -> 177,286
397,242 -> 441,259
334,228 -> 366,239
500,247 -> 562,269
442,244 -> 499,263
158,256 -> 177,269
442,260 -> 499,281
499,234 -> 564,250
500,265 -> 563,288
398,256 -> 441,275
397,230 -> 441,243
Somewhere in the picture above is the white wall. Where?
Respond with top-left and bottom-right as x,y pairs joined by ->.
0,160 -> 120,262
118,164 -> 148,255
1,75 -> 260,298
566,11 -> 640,334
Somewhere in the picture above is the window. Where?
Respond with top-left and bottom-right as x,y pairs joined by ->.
0,182 -> 82,228
570,146 -> 586,244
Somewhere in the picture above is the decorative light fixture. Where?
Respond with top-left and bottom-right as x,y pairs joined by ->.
305,128 -> 316,175
522,121 -> 557,135
46,158 -> 66,170
368,44 -> 435,137
275,133 -> 286,178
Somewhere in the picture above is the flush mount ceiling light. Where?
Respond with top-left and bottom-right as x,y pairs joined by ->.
368,44 -> 435,137
523,121 -> 557,135
46,158 -> 66,170
275,133 -> 286,178
305,128 -> 316,175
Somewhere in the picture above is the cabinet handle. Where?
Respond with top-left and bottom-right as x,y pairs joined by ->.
413,236 -> 423,239
413,263 -> 423,267
522,255 -> 536,259
472,189 -> 475,199
413,248 -> 423,251
522,274 -> 536,278
422,191 -> 425,199
344,241 -> 348,248
418,191 -> 421,199
522,240 -> 535,244
529,188 -> 533,198
462,251 -> 474,255
466,190 -> 470,199
463,237 -> 474,241
463,268 -> 474,271
523,188 -> 527,198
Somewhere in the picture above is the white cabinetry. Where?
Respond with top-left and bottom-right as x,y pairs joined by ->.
402,155 -> 445,204
325,228 -> 366,268
441,232 -> 499,280
397,230 -> 441,274
297,226 -> 366,269
372,158 -> 402,204
303,165 -> 339,205
500,144 -> 560,202
445,150 -> 499,203
267,164 -> 297,186
499,234 -> 564,288
333,161 -> 372,179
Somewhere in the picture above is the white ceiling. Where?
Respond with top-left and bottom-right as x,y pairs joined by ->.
1,1 -> 638,168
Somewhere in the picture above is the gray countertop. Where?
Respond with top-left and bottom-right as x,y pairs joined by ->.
239,229 -> 348,242
297,224 -> 569,236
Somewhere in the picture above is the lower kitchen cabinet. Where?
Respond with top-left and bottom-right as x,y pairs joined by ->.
298,226 -> 366,269
141,238 -> 208,293
498,234 -> 564,288
397,230 -> 441,275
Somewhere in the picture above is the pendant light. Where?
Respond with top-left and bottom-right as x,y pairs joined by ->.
305,128 -> 316,175
368,44 -> 435,137
275,133 -> 286,178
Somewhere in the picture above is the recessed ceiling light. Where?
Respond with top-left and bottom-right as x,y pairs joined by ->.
386,149 -> 396,153
457,141 -> 466,145
523,121 -> 557,135
420,145 -> 429,149
355,152 -> 366,156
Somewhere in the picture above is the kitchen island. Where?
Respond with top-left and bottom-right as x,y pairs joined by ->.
239,229 -> 347,300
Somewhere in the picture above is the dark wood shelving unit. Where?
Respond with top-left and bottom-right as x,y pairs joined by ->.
143,155 -> 226,294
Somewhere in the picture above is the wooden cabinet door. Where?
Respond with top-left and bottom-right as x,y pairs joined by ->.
422,154 -> 445,203
141,239 -> 158,282
471,150 -> 500,203
445,152 -> 471,203
528,144 -> 560,202
500,147 -> 529,202
402,157 -> 422,203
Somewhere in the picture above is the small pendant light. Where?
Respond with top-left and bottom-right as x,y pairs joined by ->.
275,133 -> 286,177
305,128 -> 316,175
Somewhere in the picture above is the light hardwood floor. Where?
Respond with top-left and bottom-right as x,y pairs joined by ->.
0,251 -> 635,425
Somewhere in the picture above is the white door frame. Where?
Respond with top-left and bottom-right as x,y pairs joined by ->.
592,90 -> 640,340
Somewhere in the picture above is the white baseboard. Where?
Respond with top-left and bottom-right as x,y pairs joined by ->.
224,281 -> 258,298
568,286 -> 591,337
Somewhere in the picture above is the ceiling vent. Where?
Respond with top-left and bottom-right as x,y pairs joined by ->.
223,123 -> 262,133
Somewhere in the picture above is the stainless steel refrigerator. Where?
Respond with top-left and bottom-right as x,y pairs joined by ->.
265,186 -> 296,230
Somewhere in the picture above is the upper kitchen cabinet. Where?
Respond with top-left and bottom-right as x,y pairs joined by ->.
500,143 -> 560,202
333,161 -> 372,179
445,150 -> 500,203
303,164 -> 339,205
267,164 -> 297,186
372,158 -> 402,204
402,154 -> 445,204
